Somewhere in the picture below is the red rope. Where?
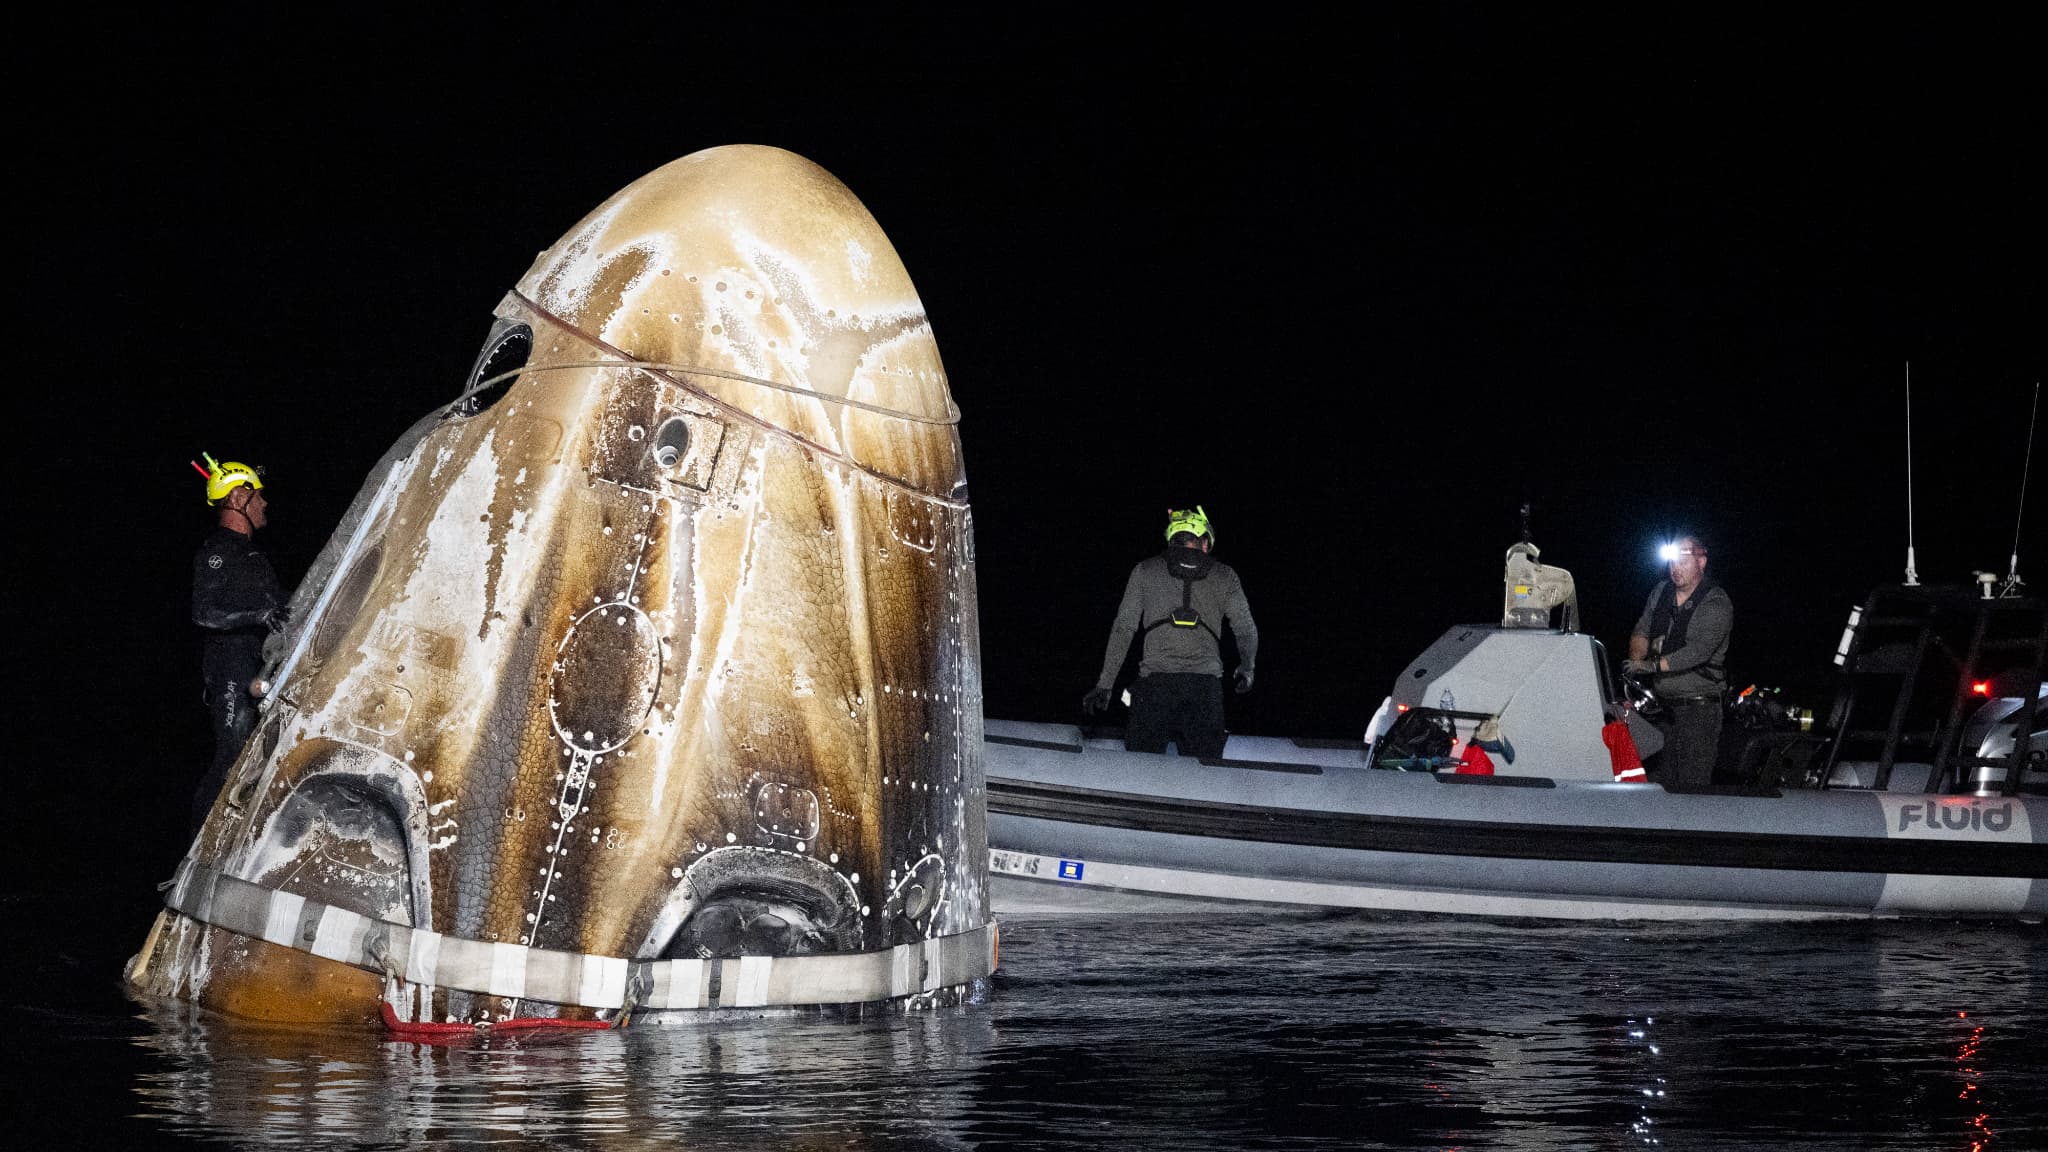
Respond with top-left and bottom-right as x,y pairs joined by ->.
380,1000 -> 614,1038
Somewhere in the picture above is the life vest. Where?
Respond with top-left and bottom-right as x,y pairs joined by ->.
1142,547 -> 1221,643
1645,578 -> 1727,686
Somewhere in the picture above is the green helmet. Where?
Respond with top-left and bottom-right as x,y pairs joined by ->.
1164,505 -> 1213,545
195,452 -> 264,505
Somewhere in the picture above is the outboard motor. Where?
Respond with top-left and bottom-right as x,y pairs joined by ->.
1956,675 -> 2048,796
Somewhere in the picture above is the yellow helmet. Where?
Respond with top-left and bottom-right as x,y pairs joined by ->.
1164,505 -> 1213,545
194,452 -> 264,505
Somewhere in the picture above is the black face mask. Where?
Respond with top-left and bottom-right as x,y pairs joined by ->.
1165,544 -> 1215,581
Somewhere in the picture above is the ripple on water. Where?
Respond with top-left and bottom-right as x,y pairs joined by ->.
61,912 -> 2041,1149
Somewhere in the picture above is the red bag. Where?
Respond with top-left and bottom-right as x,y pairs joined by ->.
1454,743 -> 1496,775
1603,720 -> 1647,783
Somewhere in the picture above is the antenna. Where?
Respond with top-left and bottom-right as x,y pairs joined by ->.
1903,363 -> 1919,586
2002,380 -> 2040,596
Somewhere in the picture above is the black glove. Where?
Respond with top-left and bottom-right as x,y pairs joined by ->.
1082,686 -> 1112,715
1234,668 -> 1254,694
265,605 -> 291,632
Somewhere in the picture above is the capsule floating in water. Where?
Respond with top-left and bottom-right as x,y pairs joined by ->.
128,145 -> 994,1028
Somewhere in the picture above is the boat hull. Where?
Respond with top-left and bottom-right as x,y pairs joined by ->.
984,721 -> 2048,921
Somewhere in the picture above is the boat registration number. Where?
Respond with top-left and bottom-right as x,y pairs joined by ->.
989,849 -> 1087,882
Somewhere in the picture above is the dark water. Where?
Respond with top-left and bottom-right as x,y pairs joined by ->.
5,888 -> 2044,1150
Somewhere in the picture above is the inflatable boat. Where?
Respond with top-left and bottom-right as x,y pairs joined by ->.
986,544 -> 2047,921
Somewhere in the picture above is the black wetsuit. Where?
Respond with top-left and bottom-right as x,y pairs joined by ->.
191,526 -> 283,833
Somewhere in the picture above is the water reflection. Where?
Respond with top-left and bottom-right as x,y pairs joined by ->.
133,995 -> 997,1149
116,915 -> 2048,1150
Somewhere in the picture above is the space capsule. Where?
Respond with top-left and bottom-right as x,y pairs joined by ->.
127,145 -> 994,1027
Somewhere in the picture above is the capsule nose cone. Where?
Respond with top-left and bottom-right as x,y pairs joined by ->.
515,145 -> 957,486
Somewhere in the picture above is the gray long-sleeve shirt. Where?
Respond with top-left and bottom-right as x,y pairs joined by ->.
1632,581 -> 1733,697
1094,552 -> 1258,688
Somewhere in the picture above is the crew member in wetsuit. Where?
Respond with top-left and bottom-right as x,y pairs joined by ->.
190,453 -> 287,834
1625,532 -> 1733,787
1082,506 -> 1258,758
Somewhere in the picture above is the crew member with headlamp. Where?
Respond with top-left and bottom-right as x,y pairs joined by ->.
1626,533 -> 1734,786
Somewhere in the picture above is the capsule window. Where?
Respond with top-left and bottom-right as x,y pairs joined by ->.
653,417 -> 690,471
450,321 -> 532,417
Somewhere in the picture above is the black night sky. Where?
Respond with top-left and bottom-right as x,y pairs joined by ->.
14,10 -> 2042,878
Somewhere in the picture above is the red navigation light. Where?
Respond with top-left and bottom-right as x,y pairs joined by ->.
1395,703 -> 1409,712
1970,681 -> 1991,696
